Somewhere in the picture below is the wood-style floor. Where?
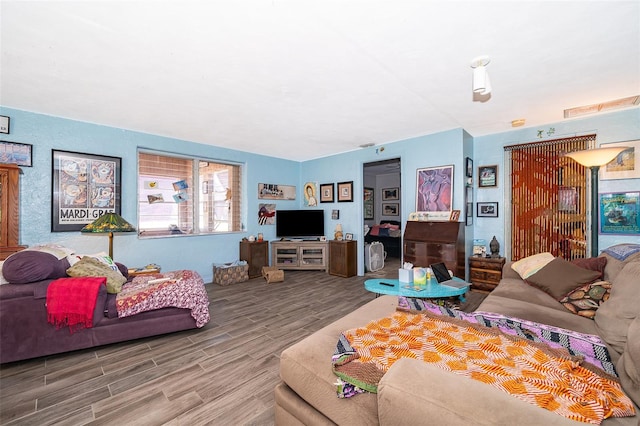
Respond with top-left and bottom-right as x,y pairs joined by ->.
0,258 -> 485,425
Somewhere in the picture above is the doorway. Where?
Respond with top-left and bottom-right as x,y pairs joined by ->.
363,158 -> 402,265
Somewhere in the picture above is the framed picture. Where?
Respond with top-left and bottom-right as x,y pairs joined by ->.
337,181 -> 353,202
558,186 -> 579,213
345,233 -> 354,241
599,140 -> 640,180
465,157 -> 473,178
0,116 -> 9,134
52,150 -> 121,232
478,165 -> 498,187
382,203 -> 399,216
258,183 -> 296,200
363,187 -> 374,219
450,210 -> 461,221
319,236 -> 327,242
332,209 -> 339,220
477,202 -> 499,218
599,192 -> 640,235
465,185 -> 473,226
0,140 -> 32,166
416,165 -> 453,212
382,187 -> 399,201
320,183 -> 335,203
303,182 -> 318,207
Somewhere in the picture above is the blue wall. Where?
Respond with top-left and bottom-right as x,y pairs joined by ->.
2,107 -> 299,282
2,106 -> 638,281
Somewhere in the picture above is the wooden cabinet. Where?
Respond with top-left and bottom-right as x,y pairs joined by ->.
271,241 -> 328,271
329,240 -> 357,277
403,221 -> 465,278
0,164 -> 26,260
469,256 -> 505,292
240,240 -> 269,278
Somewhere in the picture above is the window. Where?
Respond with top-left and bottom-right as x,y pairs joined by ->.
138,151 -> 242,237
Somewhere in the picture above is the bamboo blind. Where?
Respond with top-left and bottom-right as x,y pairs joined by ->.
505,135 -> 595,261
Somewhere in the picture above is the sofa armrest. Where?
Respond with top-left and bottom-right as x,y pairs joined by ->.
377,358 -> 581,425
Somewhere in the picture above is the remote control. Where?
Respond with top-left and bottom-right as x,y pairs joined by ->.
379,282 -> 395,287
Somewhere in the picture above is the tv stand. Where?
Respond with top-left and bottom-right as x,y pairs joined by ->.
271,240 -> 328,271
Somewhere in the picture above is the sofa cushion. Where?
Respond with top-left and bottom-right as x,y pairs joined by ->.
510,252 -> 554,279
525,257 -> 601,300
616,316 -> 640,407
570,256 -> 607,279
559,280 -> 611,319
595,261 -> 640,355
2,251 -> 71,284
66,256 -> 127,294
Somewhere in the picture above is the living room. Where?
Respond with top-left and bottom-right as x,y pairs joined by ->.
2,1 -> 640,424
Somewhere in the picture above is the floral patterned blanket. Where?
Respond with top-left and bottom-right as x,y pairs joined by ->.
116,270 -> 210,327
333,303 -> 635,424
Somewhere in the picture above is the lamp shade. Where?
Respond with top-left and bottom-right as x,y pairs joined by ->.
81,213 -> 136,234
566,146 -> 629,167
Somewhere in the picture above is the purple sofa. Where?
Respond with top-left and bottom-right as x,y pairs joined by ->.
0,251 -> 207,364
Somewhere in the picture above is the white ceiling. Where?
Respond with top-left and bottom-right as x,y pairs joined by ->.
1,1 -> 639,162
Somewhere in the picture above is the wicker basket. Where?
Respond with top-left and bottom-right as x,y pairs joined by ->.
262,266 -> 284,284
213,263 -> 249,286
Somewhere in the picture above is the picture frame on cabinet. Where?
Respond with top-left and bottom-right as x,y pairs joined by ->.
345,233 -> 353,241
51,150 -> 121,232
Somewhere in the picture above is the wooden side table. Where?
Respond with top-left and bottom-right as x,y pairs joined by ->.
468,256 -> 506,292
329,240 -> 357,278
240,240 -> 269,278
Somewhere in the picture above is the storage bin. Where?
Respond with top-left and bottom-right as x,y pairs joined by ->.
213,262 -> 249,286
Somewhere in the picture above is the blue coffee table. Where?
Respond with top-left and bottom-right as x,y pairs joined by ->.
364,277 -> 468,301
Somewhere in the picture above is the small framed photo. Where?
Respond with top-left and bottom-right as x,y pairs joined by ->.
477,202 -> 498,218
345,233 -> 353,241
382,203 -> 399,216
319,236 -> 327,242
320,183 -> 334,203
449,210 -> 461,221
382,187 -> 399,201
0,140 -> 32,166
332,209 -> 339,220
478,165 -> 498,188
337,181 -> 353,202
465,157 -> 473,178
0,116 -> 9,134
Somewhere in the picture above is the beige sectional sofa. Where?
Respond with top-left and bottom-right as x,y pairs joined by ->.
275,249 -> 640,425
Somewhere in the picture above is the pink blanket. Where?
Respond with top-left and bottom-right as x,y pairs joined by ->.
116,270 -> 210,327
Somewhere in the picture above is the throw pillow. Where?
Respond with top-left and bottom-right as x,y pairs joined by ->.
525,257 -> 601,300
570,256 -> 607,280
510,252 -> 554,279
67,252 -> 120,272
559,280 -> 611,319
601,243 -> 640,261
66,256 -> 127,294
2,251 -> 71,284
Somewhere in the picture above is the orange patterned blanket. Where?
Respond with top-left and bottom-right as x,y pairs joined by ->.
333,311 -> 635,424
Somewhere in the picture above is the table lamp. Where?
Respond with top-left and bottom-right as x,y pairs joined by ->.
566,146 -> 629,257
80,213 -> 136,259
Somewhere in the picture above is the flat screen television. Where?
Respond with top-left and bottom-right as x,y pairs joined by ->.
276,209 -> 325,240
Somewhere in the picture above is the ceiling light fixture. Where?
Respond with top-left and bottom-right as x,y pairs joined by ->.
470,55 -> 491,95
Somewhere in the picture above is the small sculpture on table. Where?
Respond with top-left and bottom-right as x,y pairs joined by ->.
490,236 -> 500,258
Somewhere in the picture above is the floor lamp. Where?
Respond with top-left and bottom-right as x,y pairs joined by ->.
81,213 -> 136,259
566,146 -> 629,258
